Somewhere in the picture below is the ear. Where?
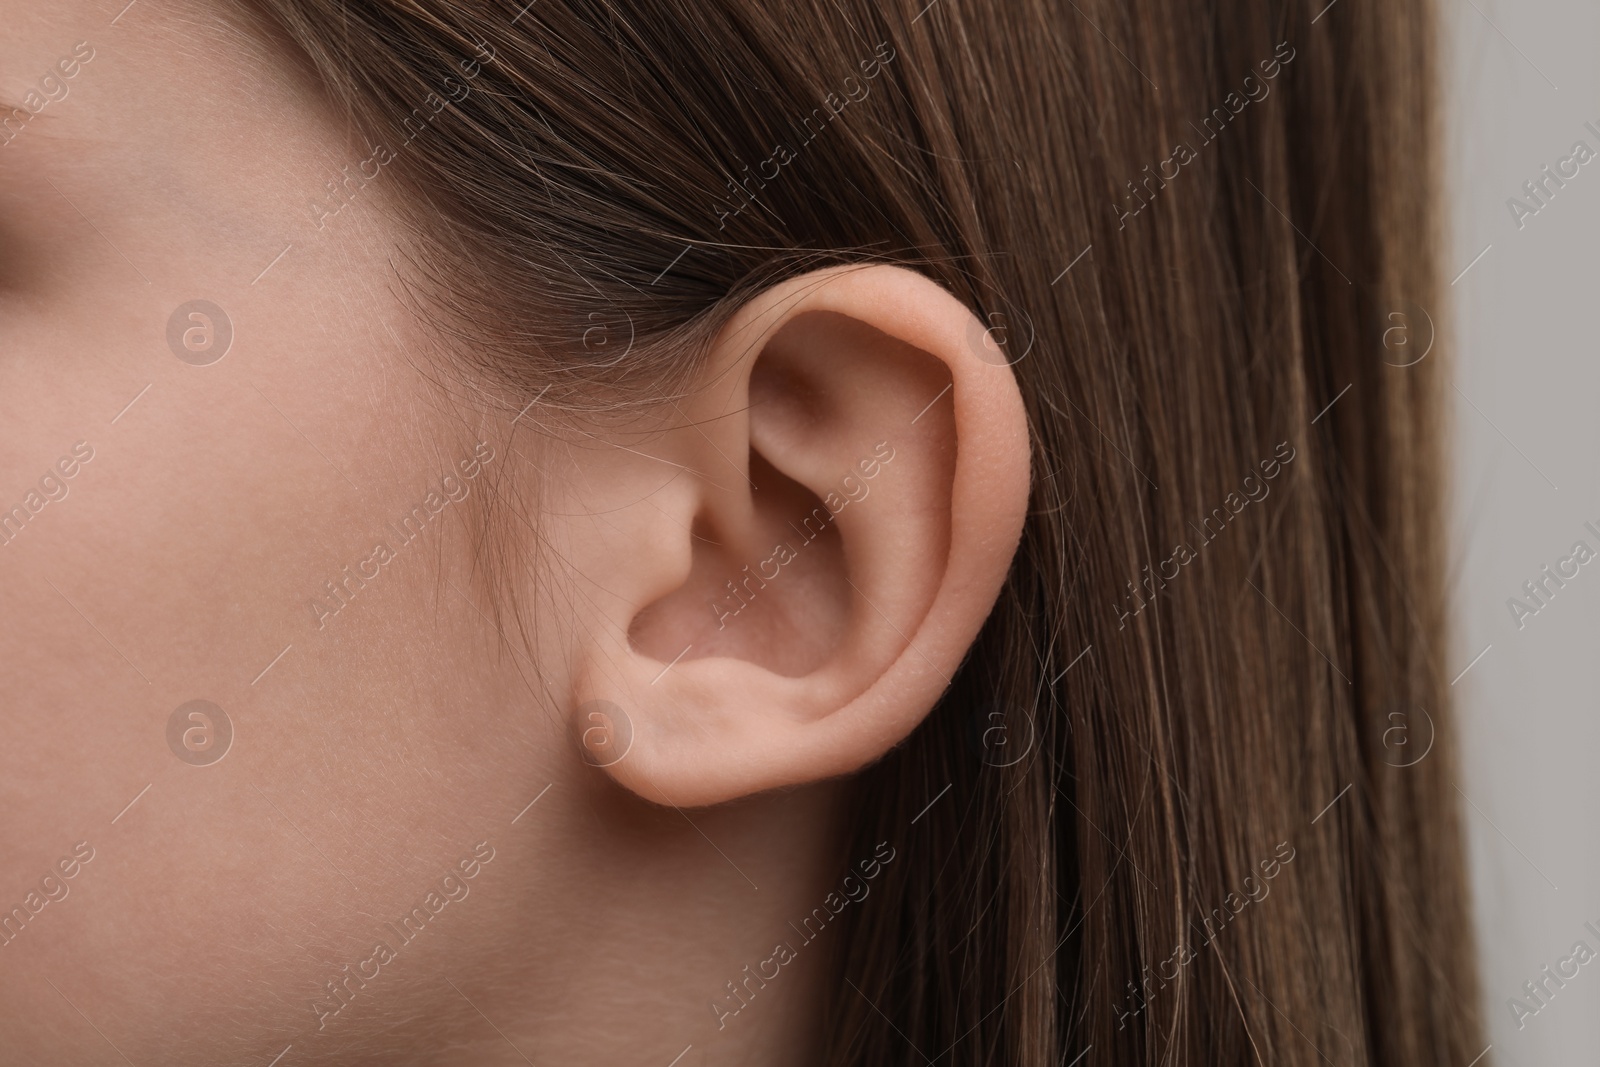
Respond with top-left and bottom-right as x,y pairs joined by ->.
558,264 -> 1030,807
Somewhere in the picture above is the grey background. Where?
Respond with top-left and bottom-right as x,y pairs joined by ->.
1448,0 -> 1599,1062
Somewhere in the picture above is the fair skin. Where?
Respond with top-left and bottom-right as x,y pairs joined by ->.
0,2 -> 1029,1064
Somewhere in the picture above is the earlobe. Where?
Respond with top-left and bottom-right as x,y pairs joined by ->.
562,265 -> 1031,807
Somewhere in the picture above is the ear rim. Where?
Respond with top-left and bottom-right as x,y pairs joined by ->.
568,263 -> 1032,808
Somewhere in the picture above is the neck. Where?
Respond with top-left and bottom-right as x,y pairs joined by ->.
440,776 -> 848,1066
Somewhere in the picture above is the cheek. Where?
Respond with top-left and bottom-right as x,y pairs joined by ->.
0,54 -> 524,1056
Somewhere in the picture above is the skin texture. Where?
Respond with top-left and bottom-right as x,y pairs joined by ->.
0,2 -> 1029,1064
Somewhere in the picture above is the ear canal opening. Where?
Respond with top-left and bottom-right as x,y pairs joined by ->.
626,449 -> 850,678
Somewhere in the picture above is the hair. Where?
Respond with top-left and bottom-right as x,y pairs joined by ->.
239,0 -> 1482,1062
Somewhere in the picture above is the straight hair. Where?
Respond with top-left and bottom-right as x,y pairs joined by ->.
241,0 -> 1482,1062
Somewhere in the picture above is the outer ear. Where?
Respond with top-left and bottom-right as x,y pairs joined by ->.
559,264 -> 1030,807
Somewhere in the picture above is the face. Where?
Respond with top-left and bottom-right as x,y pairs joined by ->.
0,2 -> 1035,1062
0,2 -> 602,1061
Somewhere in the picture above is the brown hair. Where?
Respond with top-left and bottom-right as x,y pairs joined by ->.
242,0 -> 1482,1062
